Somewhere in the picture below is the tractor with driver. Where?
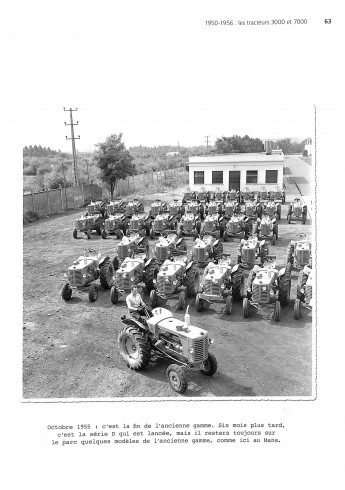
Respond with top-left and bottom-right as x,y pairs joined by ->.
154,234 -> 187,265
113,233 -> 150,270
61,249 -> 114,302
244,199 -> 262,220
118,306 -> 218,394
195,188 -> 210,207
185,199 -> 204,220
178,212 -> 201,238
206,199 -> 222,216
287,198 -> 308,224
223,213 -> 250,241
110,255 -> 158,304
241,187 -> 256,204
182,188 -> 196,205
254,214 -> 279,245
286,233 -> 312,270
191,235 -> 223,267
223,199 -> 241,221
149,256 -> 200,310
242,259 -> 291,322
226,188 -> 240,203
294,264 -> 313,320
195,255 -> 245,315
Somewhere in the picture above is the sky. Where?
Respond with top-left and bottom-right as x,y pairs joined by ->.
2,1 -> 340,152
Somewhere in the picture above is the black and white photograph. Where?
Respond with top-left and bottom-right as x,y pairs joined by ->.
1,0 -> 344,488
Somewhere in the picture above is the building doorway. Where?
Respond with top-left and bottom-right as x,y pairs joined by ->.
229,171 -> 240,191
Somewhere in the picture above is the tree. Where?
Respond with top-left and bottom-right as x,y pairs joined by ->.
95,133 -> 135,199
215,135 -> 264,153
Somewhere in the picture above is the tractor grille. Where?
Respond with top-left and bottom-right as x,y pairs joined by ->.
118,244 -> 130,259
208,205 -> 217,214
228,221 -> 240,234
261,223 -> 271,236
184,220 -> 193,231
266,206 -> 275,218
229,191 -> 237,200
68,269 -> 83,286
169,205 -> 178,215
246,204 -> 255,216
194,248 -> 206,262
156,247 -> 168,261
224,206 -> 234,217
242,247 -> 255,264
294,205 -> 302,217
189,205 -> 198,214
126,205 -> 135,216
204,280 -> 220,296
215,193 -> 222,201
204,221 -> 214,232
75,220 -> 87,230
154,220 -> 163,231
115,273 -> 130,291
193,337 -> 208,362
157,275 -> 172,294
129,221 -> 139,232
105,220 -> 117,231
296,248 -> 310,266
305,284 -> 312,303
252,285 -> 269,303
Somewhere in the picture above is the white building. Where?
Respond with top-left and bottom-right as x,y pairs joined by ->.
304,138 -> 312,157
188,152 -> 284,192
166,151 -> 180,157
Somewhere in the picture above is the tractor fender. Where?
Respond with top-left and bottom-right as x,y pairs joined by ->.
278,267 -> 287,277
99,255 -> 110,266
260,240 -> 265,247
176,238 -> 183,246
218,216 -> 224,222
120,317 -> 150,334
231,264 -> 239,274
144,257 -> 156,268
185,261 -> 195,271
214,239 -> 220,246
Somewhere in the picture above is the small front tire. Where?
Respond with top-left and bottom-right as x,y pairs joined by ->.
110,286 -> 119,304
200,353 -> 218,376
166,364 -> 188,394
88,283 -> 98,302
225,295 -> 232,315
178,291 -> 186,310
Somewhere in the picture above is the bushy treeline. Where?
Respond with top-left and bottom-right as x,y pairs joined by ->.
23,145 -> 67,157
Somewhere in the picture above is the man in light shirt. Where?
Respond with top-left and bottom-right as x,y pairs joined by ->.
126,285 -> 146,320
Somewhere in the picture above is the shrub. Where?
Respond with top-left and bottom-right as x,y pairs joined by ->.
23,211 -> 39,224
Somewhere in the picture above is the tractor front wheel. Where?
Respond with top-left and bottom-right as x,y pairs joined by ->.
225,295 -> 233,315
73,228 -> 78,239
118,326 -> 151,370
110,286 -> 119,304
101,229 -> 107,239
88,283 -> 98,302
200,353 -> 218,376
232,268 -> 245,302
278,268 -> 291,306
116,229 -> 124,240
61,282 -> 72,301
149,228 -> 155,240
294,299 -> 301,319
166,364 -> 187,394
223,231 -> 228,242
195,293 -> 203,312
243,297 -> 249,318
287,214 -> 291,224
178,291 -> 186,310
87,229 -> 91,239
113,256 -> 120,271
272,233 -> 276,245
274,300 -> 281,322
149,289 -> 158,308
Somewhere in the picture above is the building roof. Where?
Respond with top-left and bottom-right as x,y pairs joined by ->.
189,152 -> 284,164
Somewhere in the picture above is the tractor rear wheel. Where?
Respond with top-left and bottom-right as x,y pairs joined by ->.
287,214 -> 291,224
185,261 -> 200,297
149,289 -> 158,308
294,299 -> 301,319
88,283 -> 98,302
213,240 -> 223,261
73,228 -> 78,239
61,282 -> 72,301
274,301 -> 281,322
243,297 -> 249,318
101,229 -> 107,239
118,326 -> 151,370
113,256 -> 120,271
144,259 -> 158,292
87,229 -> 91,239
225,295 -> 233,315
178,291 -> 186,310
166,364 -> 187,394
99,259 -> 115,290
110,286 -> 119,304
286,243 -> 294,265
232,267 -> 245,302
278,269 -> 291,306
302,214 -> 306,224
96,226 -> 102,236
195,293 -> 203,312
200,353 -> 218,376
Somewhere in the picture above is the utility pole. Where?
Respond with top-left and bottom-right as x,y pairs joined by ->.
61,159 -> 68,210
205,135 -> 211,154
85,158 -> 90,182
64,107 -> 80,186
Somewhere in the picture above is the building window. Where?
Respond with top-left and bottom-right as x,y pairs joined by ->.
194,171 -> 204,184
246,170 -> 258,184
266,170 -> 278,183
212,171 -> 223,184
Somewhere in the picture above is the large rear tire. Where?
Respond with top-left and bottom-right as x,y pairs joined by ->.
118,326 -> 151,370
200,353 -> 218,376
116,229 -> 124,240
110,286 -> 119,304
278,269 -> 291,306
101,229 -> 107,239
149,289 -> 158,308
178,291 -> 186,310
225,295 -> 232,315
99,259 -> 115,290
223,231 -> 228,242
73,228 -> 78,239
232,267 -> 245,302
166,364 -> 187,394
185,261 -> 200,297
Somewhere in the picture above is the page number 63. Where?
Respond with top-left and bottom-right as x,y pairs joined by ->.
324,19 -> 331,24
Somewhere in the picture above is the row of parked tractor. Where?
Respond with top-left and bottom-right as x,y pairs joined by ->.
61,186 -> 311,394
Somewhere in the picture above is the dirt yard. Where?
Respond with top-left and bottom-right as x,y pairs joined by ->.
23,187 -> 313,398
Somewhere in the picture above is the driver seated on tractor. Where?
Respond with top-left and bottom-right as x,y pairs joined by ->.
126,285 -> 152,324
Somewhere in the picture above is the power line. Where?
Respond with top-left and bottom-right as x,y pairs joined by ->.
64,107 -> 80,186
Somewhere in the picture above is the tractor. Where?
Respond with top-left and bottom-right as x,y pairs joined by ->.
294,265 -> 313,319
264,199 -> 281,220
242,259 -> 291,322
149,256 -> 200,310
167,199 -> 184,220
154,234 -> 187,265
149,199 -> 167,219
286,233 -> 312,270
126,213 -> 150,237
113,233 -> 150,270
195,255 -> 244,315
241,187 -> 256,204
118,306 -> 217,394
124,198 -> 145,220
223,199 -> 241,220
195,188 -> 210,206
226,188 -> 240,203
178,212 -> 201,238
86,200 -> 106,217
185,199 -> 204,220
254,214 -> 278,245
237,236 -> 270,268
200,214 -> 225,239
73,212 -> 105,239
210,188 -> 226,205
191,235 -> 223,267
244,199 -> 262,220
257,186 -> 269,203
206,199 -> 222,216
105,199 -> 125,217
149,212 -> 177,239
287,198 -> 308,224
223,214 -> 250,241
182,188 -> 196,205
110,255 -> 158,304
102,213 -> 127,239
61,249 -> 114,302
269,186 -> 285,204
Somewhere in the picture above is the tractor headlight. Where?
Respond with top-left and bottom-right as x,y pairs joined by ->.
220,284 -> 225,289
205,252 -> 209,257
130,277 -> 135,282
209,338 -> 214,344
64,273 -> 67,277
153,279 -> 157,284
83,274 -> 87,278
300,288 -> 305,293
165,278 -> 169,283
173,280 -> 178,285
188,347 -> 194,354
123,273 -> 127,278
